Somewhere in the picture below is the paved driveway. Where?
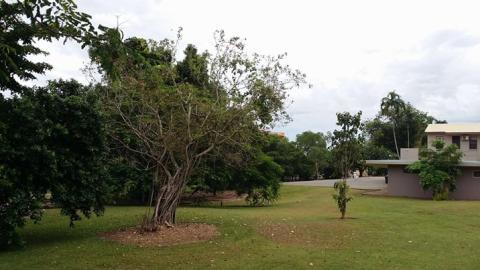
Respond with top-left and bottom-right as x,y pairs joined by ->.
283,176 -> 386,190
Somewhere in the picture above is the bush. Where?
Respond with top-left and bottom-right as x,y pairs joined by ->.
407,140 -> 462,200
233,152 -> 283,206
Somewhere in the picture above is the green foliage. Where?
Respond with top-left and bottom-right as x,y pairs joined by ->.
0,0 -> 96,92
89,29 -> 174,83
190,157 -> 233,195
362,142 -> 394,175
295,131 -> 328,179
176,44 -> 210,88
331,111 -> 364,179
332,180 -> 352,219
190,134 -> 283,207
106,157 -> 153,204
233,152 -> 283,206
0,80 -> 108,249
263,134 -> 312,180
380,91 -> 406,123
365,92 -> 440,156
407,140 -> 463,200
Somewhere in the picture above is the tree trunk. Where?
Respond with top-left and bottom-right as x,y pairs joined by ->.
143,166 -> 192,231
434,183 -> 450,201
407,124 -> 410,148
392,121 -> 400,158
315,161 -> 319,180
152,182 -> 182,226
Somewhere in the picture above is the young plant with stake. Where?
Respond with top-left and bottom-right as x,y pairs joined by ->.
333,180 -> 352,219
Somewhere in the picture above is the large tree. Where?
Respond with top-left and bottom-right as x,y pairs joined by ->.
89,28 -> 306,229
331,111 -> 364,179
0,1 -> 108,249
295,131 -> 328,179
0,80 -> 108,248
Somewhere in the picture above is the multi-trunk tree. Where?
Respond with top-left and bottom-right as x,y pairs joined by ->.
89,28 -> 306,229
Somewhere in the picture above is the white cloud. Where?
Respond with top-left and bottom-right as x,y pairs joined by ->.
31,0 -> 480,139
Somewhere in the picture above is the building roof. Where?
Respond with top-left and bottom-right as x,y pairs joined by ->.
366,159 -> 480,168
425,123 -> 480,134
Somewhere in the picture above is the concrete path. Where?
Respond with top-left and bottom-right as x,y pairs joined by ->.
283,176 -> 386,190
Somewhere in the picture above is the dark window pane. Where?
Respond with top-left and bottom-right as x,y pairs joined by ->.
473,171 -> 480,178
452,136 -> 460,148
470,136 -> 477,150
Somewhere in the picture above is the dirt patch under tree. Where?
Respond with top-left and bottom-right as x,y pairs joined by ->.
100,223 -> 219,247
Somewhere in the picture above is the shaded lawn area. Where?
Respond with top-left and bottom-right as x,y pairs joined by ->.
2,186 -> 480,269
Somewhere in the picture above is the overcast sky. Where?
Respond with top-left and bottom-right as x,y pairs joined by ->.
32,0 -> 480,139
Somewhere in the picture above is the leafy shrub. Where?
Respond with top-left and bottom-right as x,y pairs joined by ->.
407,140 -> 462,200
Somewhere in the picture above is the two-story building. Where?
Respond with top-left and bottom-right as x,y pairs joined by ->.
366,123 -> 480,200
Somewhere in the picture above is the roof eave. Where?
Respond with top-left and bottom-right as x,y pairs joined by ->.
366,160 -> 480,168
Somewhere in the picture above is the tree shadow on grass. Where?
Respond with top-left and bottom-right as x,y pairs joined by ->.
0,228 -> 93,253
324,217 -> 359,220
18,228 -> 94,250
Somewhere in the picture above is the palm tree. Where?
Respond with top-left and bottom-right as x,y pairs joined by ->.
380,91 -> 406,157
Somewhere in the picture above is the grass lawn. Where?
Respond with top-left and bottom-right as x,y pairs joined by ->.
2,185 -> 480,270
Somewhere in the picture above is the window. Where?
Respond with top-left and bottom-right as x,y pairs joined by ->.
435,136 -> 444,142
470,136 -> 477,150
473,171 -> 480,178
452,136 -> 461,148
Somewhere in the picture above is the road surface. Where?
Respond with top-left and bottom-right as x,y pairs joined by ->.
283,177 -> 386,190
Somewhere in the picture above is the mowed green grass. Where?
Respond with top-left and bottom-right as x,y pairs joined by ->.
2,185 -> 480,270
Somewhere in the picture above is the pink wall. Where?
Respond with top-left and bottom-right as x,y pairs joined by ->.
388,166 -> 431,198
388,165 -> 480,200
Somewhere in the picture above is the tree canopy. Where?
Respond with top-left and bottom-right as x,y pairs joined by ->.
295,131 -> 328,179
331,111 -> 364,179
0,80 -> 108,248
0,0 -> 95,92
364,92 -> 441,157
